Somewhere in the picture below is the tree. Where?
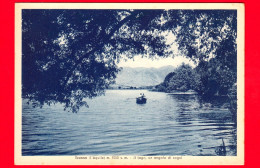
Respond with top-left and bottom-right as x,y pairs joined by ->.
173,10 -> 237,62
156,64 -> 195,92
172,10 -> 237,97
22,9 -> 175,112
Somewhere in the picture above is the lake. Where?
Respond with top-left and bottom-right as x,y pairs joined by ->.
22,89 -> 237,156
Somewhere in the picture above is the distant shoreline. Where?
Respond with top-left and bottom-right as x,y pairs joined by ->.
106,88 -> 198,95
167,90 -> 198,95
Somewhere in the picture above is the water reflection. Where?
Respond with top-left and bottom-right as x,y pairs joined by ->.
168,94 -> 198,126
168,94 -> 237,156
22,90 -> 237,156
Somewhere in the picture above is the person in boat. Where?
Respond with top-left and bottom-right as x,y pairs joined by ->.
139,93 -> 144,98
141,93 -> 145,98
136,93 -> 147,104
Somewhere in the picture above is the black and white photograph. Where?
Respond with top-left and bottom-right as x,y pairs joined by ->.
15,3 -> 244,165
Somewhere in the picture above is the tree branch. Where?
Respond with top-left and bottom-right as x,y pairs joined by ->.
63,11 -> 140,87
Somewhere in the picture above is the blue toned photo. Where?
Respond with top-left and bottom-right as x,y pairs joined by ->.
21,8 -> 237,156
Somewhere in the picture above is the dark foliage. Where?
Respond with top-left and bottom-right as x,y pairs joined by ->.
22,9 -> 173,112
155,64 -> 195,92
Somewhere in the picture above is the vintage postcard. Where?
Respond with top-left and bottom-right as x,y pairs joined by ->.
15,3 -> 244,165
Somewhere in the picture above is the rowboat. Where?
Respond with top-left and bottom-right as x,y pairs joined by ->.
136,96 -> 147,104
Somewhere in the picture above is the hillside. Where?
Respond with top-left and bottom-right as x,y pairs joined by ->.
114,66 -> 175,88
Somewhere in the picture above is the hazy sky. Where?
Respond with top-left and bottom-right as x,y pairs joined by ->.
118,55 -> 195,68
117,31 -> 196,68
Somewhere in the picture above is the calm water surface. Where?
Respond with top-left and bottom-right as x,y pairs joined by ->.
22,90 -> 236,156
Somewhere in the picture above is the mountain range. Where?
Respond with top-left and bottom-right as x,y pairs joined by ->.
114,66 -> 175,88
